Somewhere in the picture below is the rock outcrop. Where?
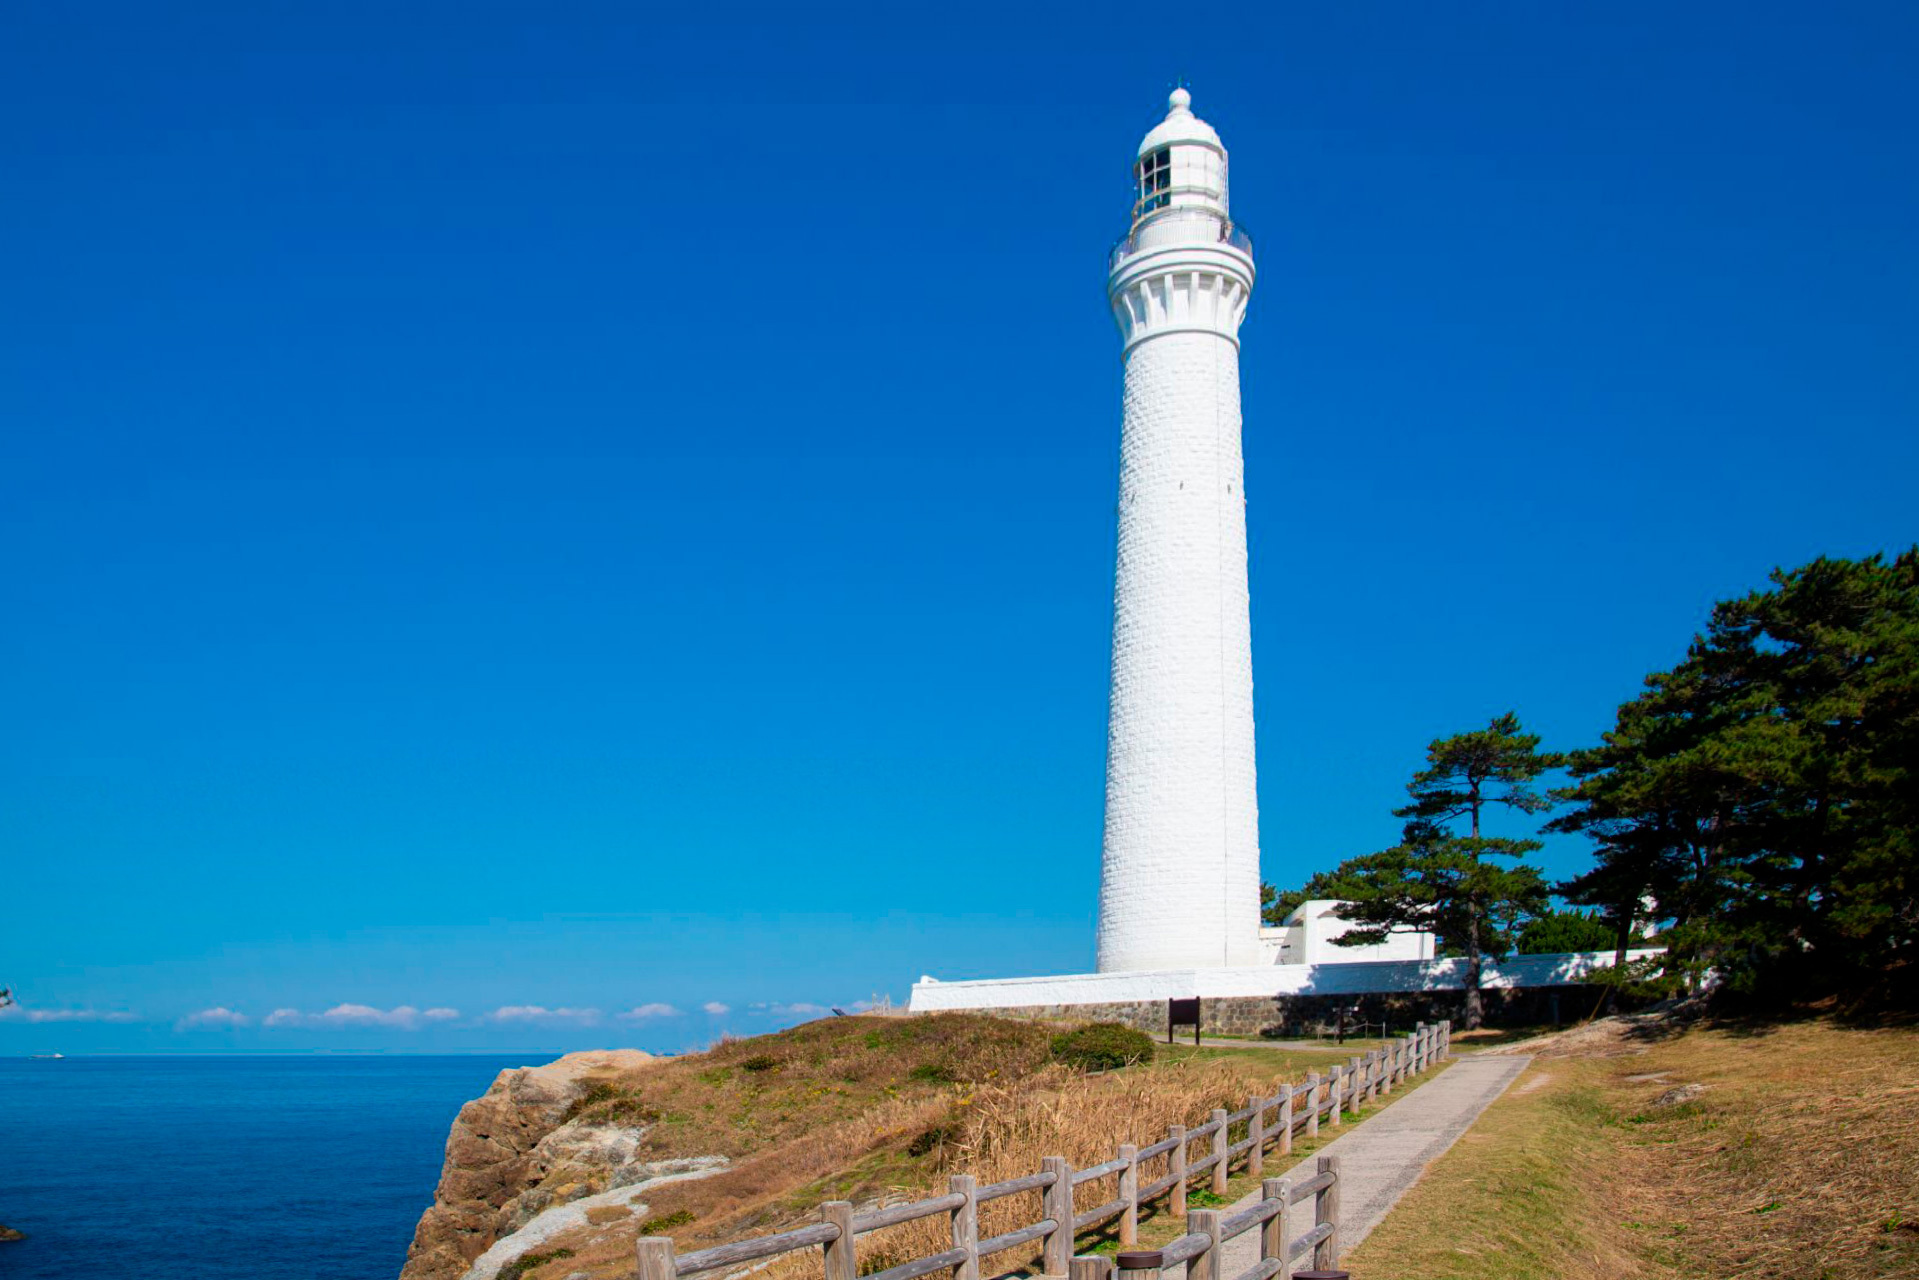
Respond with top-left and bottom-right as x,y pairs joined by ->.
460,1158 -> 729,1280
401,1050 -> 658,1280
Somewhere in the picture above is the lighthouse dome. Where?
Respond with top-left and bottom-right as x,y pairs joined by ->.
1136,87 -> 1222,157
1129,88 -> 1229,227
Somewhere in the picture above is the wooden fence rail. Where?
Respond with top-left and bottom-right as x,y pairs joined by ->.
637,1021 -> 1451,1280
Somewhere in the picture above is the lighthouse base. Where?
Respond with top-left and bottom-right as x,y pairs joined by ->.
905,951 -> 1660,1037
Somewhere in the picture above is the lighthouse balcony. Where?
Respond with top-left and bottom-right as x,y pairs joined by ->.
1109,209 -> 1253,272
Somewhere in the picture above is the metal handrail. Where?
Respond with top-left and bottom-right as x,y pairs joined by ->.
1108,214 -> 1254,271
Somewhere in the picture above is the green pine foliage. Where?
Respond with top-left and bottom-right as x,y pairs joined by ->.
1326,713 -> 1557,1027
1262,550 -> 1917,1017
1551,549 -> 1918,1008
1516,908 -> 1617,954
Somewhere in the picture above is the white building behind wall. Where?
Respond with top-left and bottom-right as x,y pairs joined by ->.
1259,900 -> 1437,966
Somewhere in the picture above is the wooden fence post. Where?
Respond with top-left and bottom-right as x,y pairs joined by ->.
1070,1257 -> 1110,1280
1187,1209 -> 1221,1280
1169,1125 -> 1188,1218
637,1236 -> 676,1280
1313,1156 -> 1340,1271
1210,1108 -> 1229,1195
1328,1064 -> 1343,1128
949,1173 -> 978,1280
1247,1095 -> 1265,1177
1278,1086 -> 1294,1156
1305,1073 -> 1320,1139
1348,1056 -> 1364,1118
822,1202 -> 856,1280
1042,1156 -> 1073,1278
1263,1177 -> 1292,1280
1118,1142 -> 1139,1247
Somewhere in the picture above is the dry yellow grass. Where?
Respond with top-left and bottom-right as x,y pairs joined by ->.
1345,1015 -> 1919,1280
537,1024 -> 1394,1280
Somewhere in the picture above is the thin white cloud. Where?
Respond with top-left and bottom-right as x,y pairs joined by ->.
702,1001 -> 730,1016
176,1007 -> 250,1030
616,1003 -> 682,1020
261,1004 -> 461,1030
0,1004 -> 139,1024
749,1001 -> 831,1018
487,1005 -> 603,1024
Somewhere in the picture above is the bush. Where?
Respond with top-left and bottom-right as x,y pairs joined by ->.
499,1248 -> 575,1280
639,1209 -> 696,1236
907,1123 -> 951,1157
740,1054 -> 781,1073
562,1081 -> 660,1128
907,1062 -> 955,1084
1049,1023 -> 1154,1071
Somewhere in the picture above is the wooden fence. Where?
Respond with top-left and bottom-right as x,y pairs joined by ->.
635,1021 -> 1452,1280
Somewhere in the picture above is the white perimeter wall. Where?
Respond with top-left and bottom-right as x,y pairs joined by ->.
908,950 -> 1664,1011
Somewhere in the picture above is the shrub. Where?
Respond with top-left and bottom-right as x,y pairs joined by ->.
908,1062 -> 955,1084
740,1054 -> 781,1073
499,1247 -> 575,1280
1049,1023 -> 1154,1071
562,1081 -> 660,1127
907,1124 -> 951,1157
639,1209 -> 696,1236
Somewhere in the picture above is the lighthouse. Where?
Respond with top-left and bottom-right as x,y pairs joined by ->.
910,93 -> 1508,1021
1096,89 -> 1262,973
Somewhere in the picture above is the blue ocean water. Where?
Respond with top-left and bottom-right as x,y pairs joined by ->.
0,1055 -> 534,1279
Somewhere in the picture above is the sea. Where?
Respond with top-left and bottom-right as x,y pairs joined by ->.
1,1054 -> 537,1280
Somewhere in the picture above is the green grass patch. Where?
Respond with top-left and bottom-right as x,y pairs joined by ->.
498,1247 -> 575,1280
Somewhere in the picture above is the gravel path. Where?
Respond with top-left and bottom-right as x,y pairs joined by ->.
1206,1053 -> 1532,1274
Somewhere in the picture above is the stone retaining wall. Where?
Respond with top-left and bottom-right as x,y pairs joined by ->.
971,986 -> 1601,1038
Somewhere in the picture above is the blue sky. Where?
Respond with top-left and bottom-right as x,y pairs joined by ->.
3,1 -> 1914,1053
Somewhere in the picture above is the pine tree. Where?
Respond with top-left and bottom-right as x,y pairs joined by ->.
1324,713 -> 1557,1028
1554,550 -> 1918,1004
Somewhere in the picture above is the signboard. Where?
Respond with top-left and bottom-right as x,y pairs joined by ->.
1167,997 -> 1201,1045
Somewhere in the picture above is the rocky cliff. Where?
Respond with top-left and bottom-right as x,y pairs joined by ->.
402,1049 -> 672,1280
399,1015 -> 1062,1280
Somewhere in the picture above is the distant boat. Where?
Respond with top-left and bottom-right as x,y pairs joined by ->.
28,1053 -> 64,1060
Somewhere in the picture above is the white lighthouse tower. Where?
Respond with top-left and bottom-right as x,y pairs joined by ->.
1096,89 -> 1262,973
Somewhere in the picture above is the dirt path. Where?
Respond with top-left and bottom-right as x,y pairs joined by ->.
1207,1053 -> 1532,1274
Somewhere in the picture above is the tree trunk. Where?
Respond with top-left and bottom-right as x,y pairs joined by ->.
1465,791 -> 1485,1029
1464,907 -> 1485,1030
1604,900 -> 1634,1016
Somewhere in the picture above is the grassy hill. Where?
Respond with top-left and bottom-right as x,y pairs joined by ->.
478,1013 -> 1377,1280
1346,1012 -> 1919,1279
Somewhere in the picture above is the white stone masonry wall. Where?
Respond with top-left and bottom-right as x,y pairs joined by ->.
1097,326 -> 1261,972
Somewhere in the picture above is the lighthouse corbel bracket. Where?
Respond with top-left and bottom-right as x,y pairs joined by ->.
1108,243 -> 1255,353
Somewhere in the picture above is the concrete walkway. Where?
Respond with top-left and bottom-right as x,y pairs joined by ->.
1209,1053 -> 1532,1275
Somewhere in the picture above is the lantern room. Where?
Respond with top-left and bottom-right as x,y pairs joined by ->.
1130,88 -> 1229,227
